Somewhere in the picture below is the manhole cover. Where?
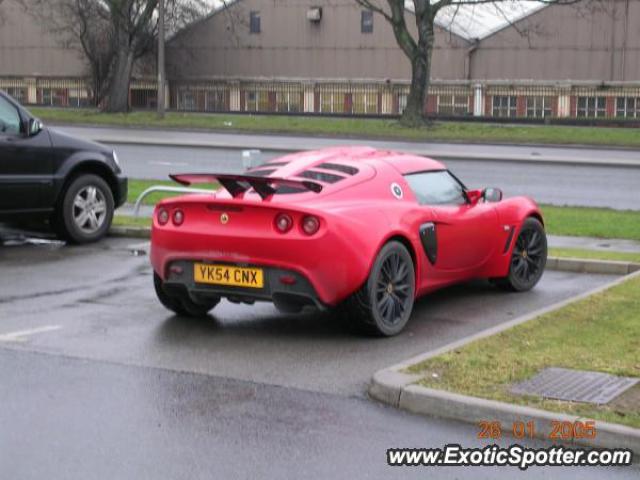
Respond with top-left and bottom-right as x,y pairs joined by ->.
511,368 -> 639,405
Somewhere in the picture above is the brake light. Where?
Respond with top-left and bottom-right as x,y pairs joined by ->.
274,213 -> 293,233
301,215 -> 320,235
157,208 -> 169,225
172,209 -> 184,226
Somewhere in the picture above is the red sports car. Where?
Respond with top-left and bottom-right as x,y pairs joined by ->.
150,146 -> 547,336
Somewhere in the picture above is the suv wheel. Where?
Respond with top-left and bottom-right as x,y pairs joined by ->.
54,174 -> 114,244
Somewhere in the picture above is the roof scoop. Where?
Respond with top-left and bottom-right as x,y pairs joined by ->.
169,173 -> 323,200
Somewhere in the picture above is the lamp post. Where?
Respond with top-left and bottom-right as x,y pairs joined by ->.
157,0 -> 165,119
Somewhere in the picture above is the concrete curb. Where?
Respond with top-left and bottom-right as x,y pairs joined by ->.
92,135 -> 640,168
109,226 -> 151,239
369,269 -> 640,454
546,256 -> 640,275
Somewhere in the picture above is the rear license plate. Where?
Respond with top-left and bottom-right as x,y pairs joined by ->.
194,264 -> 264,289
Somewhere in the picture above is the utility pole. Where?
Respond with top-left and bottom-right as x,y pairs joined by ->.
157,0 -> 165,119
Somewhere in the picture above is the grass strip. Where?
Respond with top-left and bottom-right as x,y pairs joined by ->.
407,274 -> 640,428
32,108 -> 640,148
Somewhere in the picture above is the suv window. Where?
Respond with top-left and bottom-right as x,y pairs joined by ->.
405,170 -> 467,206
0,96 -> 21,135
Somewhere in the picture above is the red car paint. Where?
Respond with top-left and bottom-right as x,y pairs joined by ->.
150,146 -> 543,306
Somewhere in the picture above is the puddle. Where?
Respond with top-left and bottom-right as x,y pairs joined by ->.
1,234 -> 66,249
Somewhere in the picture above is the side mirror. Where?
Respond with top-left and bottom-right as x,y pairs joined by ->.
465,189 -> 483,205
483,187 -> 503,203
27,118 -> 43,136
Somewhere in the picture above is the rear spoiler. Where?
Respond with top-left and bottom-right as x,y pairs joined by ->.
169,173 -> 323,200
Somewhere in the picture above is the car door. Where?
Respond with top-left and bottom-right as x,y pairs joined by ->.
405,170 -> 499,277
0,94 -> 52,212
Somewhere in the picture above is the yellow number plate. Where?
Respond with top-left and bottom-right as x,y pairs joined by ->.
194,264 -> 264,289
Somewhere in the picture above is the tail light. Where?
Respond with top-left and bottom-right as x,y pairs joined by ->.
301,215 -> 320,235
172,209 -> 184,226
274,213 -> 293,233
157,208 -> 169,225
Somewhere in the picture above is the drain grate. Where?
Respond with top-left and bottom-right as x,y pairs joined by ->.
511,368 -> 639,405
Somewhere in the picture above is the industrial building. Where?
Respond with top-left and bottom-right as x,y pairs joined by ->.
1,0 -> 639,119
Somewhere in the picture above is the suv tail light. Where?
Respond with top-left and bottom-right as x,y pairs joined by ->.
157,208 -> 169,225
274,213 -> 293,233
301,215 -> 320,235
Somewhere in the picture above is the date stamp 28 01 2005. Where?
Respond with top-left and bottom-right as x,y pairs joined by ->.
477,420 -> 597,442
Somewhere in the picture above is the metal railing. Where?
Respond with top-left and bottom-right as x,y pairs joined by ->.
133,186 -> 215,217
3,76 -> 640,123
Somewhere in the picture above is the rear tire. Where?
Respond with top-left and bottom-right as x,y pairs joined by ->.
54,174 -> 114,244
344,241 -> 415,336
495,217 -> 547,292
153,273 -> 219,317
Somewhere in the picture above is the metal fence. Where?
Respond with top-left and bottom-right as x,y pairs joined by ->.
3,76 -> 640,122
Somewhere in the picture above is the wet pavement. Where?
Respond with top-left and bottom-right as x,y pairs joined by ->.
0,235 -> 636,479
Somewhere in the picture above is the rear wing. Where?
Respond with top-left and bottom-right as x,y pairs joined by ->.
169,173 -> 323,200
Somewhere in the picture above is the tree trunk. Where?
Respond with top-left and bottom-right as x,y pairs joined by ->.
401,57 -> 429,127
400,13 -> 435,128
103,48 -> 135,113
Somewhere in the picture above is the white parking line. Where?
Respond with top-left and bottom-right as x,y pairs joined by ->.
0,325 -> 62,343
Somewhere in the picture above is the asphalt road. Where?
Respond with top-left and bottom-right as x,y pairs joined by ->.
111,144 -> 640,210
1,236 -> 635,479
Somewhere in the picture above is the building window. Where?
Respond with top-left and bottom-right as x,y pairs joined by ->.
6,87 -> 27,103
245,90 -> 269,111
526,96 -> 553,118
492,95 -> 516,117
276,91 -> 301,113
397,93 -> 408,113
352,92 -> 377,114
577,96 -> 606,118
205,91 -> 226,112
179,91 -> 196,111
250,11 -> 261,34
361,10 -> 373,33
320,92 -> 344,113
616,97 -> 640,118
437,94 -> 468,116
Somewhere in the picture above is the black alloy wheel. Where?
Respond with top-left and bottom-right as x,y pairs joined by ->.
345,241 -> 415,336
496,217 -> 547,292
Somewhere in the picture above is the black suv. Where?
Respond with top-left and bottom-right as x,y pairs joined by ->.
0,91 -> 127,243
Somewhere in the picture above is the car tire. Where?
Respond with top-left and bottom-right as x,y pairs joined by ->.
153,273 -> 219,317
345,241 -> 415,337
495,217 -> 547,292
54,174 -> 114,244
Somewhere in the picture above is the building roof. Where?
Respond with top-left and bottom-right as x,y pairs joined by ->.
196,0 -> 547,43
433,1 -> 548,41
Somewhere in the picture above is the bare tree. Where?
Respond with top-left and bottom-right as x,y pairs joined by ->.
355,0 -> 584,126
0,0 -> 6,25
19,0 -> 209,112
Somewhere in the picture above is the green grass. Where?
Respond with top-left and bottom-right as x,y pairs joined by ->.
31,107 -> 640,148
549,248 -> 640,264
112,215 -> 151,228
127,179 -> 218,206
541,204 -> 640,241
408,274 -> 640,429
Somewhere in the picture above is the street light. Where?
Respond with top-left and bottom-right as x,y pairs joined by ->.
157,0 -> 165,119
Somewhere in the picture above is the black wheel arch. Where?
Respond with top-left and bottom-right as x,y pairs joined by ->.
380,234 -> 418,282
54,158 -> 122,207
